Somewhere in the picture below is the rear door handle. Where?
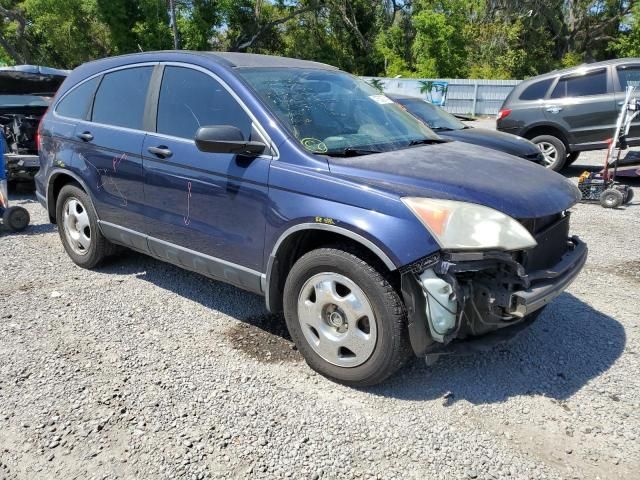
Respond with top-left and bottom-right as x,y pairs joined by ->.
545,105 -> 562,114
147,146 -> 173,159
76,131 -> 93,142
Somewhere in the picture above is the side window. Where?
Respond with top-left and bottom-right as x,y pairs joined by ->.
617,65 -> 640,89
551,69 -> 607,98
92,67 -> 153,130
519,78 -> 553,101
55,77 -> 100,119
156,66 -> 252,140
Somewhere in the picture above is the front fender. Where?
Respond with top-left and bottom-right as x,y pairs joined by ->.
263,164 -> 441,311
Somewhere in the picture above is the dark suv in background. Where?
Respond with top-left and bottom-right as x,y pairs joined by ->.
497,58 -> 640,170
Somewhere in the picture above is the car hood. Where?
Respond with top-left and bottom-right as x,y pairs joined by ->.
437,127 -> 541,159
327,141 -> 580,219
0,65 -> 68,95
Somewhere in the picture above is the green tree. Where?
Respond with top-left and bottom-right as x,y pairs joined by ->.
611,2 -> 640,56
412,1 -> 469,78
96,0 -> 172,54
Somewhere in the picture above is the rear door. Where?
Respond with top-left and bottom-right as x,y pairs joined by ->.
543,67 -> 616,149
613,63 -> 640,146
141,64 -> 272,291
73,65 -> 154,234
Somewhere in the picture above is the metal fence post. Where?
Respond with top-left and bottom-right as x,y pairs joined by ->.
471,82 -> 479,116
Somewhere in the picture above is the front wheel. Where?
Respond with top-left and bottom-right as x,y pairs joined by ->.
531,135 -> 567,171
283,248 -> 411,387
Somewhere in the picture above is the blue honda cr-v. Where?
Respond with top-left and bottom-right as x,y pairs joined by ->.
35,52 -> 587,386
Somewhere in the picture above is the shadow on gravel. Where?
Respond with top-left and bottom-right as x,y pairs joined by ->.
97,251 -> 297,361
368,293 -> 626,404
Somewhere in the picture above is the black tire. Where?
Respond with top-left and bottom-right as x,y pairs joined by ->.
531,135 -> 567,171
599,188 -> 624,208
624,188 -> 634,205
283,247 -> 411,387
3,206 -> 29,232
566,151 -> 580,165
56,183 -> 117,268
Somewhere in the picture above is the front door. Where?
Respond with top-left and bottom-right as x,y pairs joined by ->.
142,65 -> 271,292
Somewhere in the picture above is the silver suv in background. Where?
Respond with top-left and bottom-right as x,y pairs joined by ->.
497,58 -> 640,171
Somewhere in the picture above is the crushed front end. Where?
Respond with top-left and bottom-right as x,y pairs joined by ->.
401,212 -> 588,356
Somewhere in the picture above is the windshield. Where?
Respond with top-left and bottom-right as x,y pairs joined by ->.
0,94 -> 51,107
395,98 -> 465,131
238,68 -> 441,155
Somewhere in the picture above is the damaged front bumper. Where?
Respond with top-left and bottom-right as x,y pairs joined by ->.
401,236 -> 588,356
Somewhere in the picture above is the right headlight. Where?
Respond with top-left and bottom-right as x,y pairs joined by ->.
402,197 -> 537,251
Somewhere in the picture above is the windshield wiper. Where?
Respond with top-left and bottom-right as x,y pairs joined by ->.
407,138 -> 447,146
323,147 -> 383,157
430,126 -> 454,132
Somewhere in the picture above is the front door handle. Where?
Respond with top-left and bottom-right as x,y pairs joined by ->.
76,131 -> 93,142
545,105 -> 563,114
147,146 -> 173,159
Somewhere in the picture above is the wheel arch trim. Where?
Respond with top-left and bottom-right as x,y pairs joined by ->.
46,168 -> 96,222
263,222 -> 398,312
520,122 -> 572,145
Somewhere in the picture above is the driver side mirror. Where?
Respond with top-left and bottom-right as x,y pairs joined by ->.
194,125 -> 266,156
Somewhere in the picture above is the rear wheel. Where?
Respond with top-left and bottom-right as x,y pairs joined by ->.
283,247 -> 411,387
56,184 -> 117,268
531,135 -> 567,171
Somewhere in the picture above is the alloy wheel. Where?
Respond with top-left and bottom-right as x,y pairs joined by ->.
537,141 -> 558,167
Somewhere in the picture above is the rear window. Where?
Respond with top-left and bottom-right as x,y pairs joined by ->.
92,67 -> 152,130
551,69 -> 607,98
55,77 -> 99,119
518,79 -> 553,100
617,65 -> 640,89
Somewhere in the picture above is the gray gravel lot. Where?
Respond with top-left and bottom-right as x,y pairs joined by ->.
1,123 -> 639,479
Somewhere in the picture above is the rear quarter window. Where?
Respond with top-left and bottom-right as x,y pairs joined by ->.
518,78 -> 553,100
617,65 -> 640,89
91,67 -> 153,130
55,77 -> 100,119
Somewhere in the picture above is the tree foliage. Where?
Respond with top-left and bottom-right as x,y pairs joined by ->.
0,0 -> 637,77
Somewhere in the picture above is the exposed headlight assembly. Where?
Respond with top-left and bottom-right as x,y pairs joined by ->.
402,197 -> 537,251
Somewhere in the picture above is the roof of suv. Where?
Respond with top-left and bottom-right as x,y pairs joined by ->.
79,51 -> 338,71
524,57 -> 640,82
199,52 -> 338,70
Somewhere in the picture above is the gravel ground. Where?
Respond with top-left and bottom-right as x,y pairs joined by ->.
1,126 -> 639,479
